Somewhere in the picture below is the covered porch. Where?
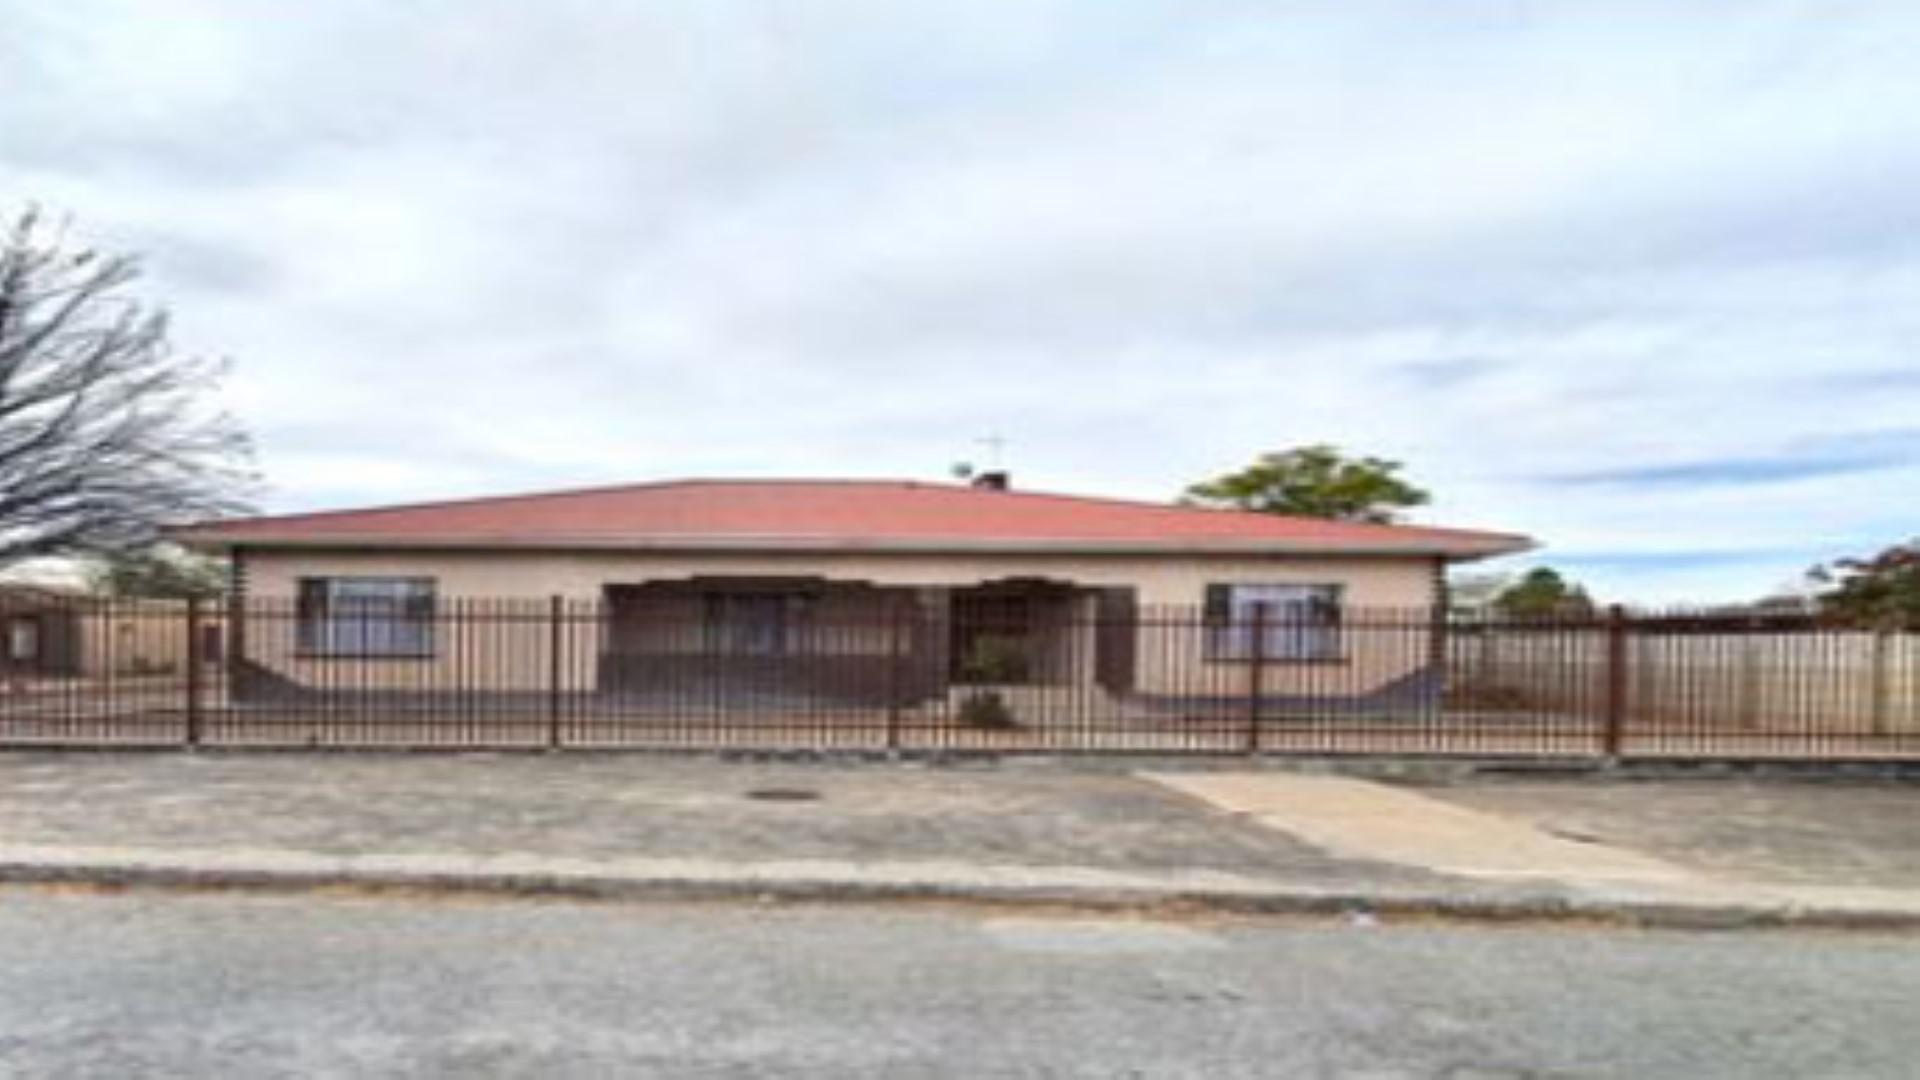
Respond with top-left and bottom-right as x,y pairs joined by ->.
596,575 -> 1137,706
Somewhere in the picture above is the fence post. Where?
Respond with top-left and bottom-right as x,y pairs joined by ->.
1737,614 -> 1761,730
1870,629 -> 1891,737
1245,602 -> 1268,755
886,599 -> 905,752
225,577 -> 245,714
547,595 -> 564,750
184,596 -> 204,748
1602,604 -> 1628,758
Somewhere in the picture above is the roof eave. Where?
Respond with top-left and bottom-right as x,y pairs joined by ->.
172,530 -> 1534,561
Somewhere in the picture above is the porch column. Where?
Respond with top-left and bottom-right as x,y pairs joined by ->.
909,587 -> 952,700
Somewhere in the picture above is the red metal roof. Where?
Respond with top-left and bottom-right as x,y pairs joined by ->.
173,479 -> 1531,559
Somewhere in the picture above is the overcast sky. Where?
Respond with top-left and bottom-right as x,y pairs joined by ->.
5,2 -> 1917,602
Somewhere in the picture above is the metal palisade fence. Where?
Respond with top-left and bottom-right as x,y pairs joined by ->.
0,594 -> 1916,758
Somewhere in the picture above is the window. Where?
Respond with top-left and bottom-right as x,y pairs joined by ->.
7,617 -> 40,663
297,577 -> 436,657
1204,583 -> 1343,661
704,592 -> 812,655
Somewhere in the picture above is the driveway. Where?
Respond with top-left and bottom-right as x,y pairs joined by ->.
1405,775 -> 1920,889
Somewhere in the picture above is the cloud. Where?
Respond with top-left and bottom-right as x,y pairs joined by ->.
1817,369 -> 1920,392
1545,428 -> 1920,488
3,1 -> 1919,603
1392,357 -> 1504,391
1550,549 -> 1821,572
1553,458 -> 1872,487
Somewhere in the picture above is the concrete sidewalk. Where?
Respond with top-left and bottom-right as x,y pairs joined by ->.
3,752 -> 1919,928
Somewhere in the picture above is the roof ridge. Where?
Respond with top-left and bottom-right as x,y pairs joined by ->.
182,477 -> 947,530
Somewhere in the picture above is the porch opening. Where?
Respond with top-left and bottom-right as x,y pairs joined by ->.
598,577 -> 936,705
947,578 -> 1136,690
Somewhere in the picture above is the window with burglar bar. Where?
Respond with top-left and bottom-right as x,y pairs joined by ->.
703,591 -> 813,655
296,577 -> 436,656
1203,583 -> 1343,660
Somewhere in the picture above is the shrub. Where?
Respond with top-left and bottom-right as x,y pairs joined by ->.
957,690 -> 1019,729
959,634 -> 1030,683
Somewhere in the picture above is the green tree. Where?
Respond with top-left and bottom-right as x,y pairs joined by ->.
1447,571 -> 1516,613
1811,540 -> 1920,630
88,545 -> 226,600
1492,567 -> 1595,619
1181,445 -> 1430,523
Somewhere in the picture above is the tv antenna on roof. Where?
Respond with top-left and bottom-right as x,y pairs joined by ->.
951,433 -> 1011,483
976,433 -> 1008,470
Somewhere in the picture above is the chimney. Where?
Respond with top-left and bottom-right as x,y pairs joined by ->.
970,470 -> 1010,491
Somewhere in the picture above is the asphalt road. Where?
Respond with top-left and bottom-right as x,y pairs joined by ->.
2,889 -> 1916,1078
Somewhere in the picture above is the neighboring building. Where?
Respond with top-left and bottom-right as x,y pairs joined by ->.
173,477 -> 1530,708
0,585 -> 82,678
0,584 -> 218,681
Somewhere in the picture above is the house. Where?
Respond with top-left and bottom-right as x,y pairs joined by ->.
172,477 -> 1530,712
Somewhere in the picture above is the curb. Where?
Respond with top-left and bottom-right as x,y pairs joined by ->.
3,849 -> 1918,932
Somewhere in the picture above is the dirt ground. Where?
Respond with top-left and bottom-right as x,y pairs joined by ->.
5,752 -> 1917,894
0,752 -> 1447,886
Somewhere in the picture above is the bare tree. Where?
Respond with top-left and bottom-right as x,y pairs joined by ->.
0,208 -> 254,566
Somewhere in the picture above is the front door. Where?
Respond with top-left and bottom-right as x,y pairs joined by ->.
950,591 -> 1035,683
